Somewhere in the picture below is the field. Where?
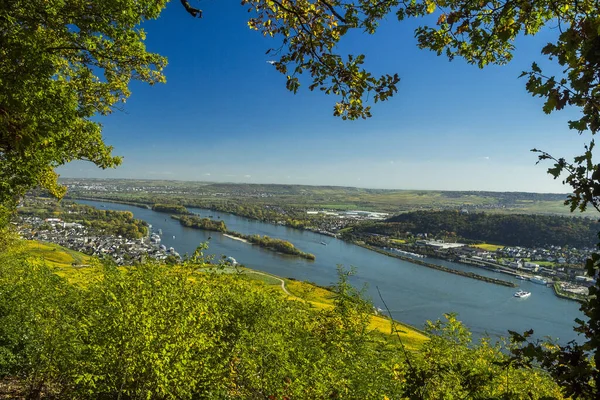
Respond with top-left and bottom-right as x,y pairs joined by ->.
20,240 -> 93,267
473,243 -> 504,251
61,178 -> 594,217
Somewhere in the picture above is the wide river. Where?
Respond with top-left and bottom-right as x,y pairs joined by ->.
79,199 -> 583,344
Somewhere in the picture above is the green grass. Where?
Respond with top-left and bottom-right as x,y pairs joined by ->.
21,241 -> 93,267
535,260 -> 557,267
473,243 -> 504,251
16,241 -> 102,286
242,271 -> 282,285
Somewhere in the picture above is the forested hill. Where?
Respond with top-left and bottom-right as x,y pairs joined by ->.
384,211 -> 600,248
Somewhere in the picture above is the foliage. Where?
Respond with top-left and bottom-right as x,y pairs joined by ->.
174,214 -> 227,232
0,257 -> 84,398
368,210 -> 600,248
403,314 -> 565,399
0,0 -> 168,205
0,205 -> 19,253
152,203 -> 190,215
242,0 -> 400,120
0,248 -> 565,399
230,231 -> 317,260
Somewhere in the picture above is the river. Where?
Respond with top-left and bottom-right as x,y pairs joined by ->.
79,199 -> 584,344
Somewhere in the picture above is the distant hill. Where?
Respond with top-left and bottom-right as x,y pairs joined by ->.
58,178 -> 581,216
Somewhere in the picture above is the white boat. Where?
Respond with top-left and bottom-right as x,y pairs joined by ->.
158,229 -> 162,235
516,275 -> 528,280
320,241 -> 327,245
514,290 -> 531,298
530,276 -> 548,285
226,256 -> 238,266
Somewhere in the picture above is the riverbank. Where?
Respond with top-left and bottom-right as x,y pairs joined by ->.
71,196 -> 517,286
553,282 -> 587,304
223,233 -> 249,243
354,242 -> 517,287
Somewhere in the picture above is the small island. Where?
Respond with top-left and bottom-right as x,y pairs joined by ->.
171,215 -> 315,260
227,232 -> 316,260
173,215 -> 227,232
152,203 -> 191,215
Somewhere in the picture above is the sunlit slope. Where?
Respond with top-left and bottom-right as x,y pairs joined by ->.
16,240 -> 428,350
20,240 -> 94,267
243,271 -> 428,350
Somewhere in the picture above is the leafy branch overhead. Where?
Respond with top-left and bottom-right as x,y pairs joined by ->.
242,0 -> 400,120
0,0 -> 169,204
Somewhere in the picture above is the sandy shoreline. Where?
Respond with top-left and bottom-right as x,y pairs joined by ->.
223,233 -> 249,243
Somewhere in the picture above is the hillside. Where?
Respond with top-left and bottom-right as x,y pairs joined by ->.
382,210 -> 600,248
0,240 -> 564,399
60,178 -> 587,216
12,240 -> 424,345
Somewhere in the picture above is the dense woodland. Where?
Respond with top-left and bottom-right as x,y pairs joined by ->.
174,215 -> 228,232
370,211 -> 600,248
152,204 -> 190,215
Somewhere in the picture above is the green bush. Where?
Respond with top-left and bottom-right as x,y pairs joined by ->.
0,253 -> 565,399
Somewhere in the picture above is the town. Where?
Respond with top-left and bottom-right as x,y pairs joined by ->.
378,237 -> 595,300
16,215 -> 179,265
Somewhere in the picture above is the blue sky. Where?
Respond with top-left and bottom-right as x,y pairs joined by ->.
58,2 -> 589,192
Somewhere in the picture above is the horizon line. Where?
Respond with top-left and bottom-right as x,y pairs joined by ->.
58,176 -> 570,195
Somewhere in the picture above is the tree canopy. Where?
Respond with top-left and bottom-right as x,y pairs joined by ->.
0,0 -> 167,205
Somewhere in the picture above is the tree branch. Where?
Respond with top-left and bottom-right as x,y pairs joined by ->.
321,0 -> 347,23
180,0 -> 202,18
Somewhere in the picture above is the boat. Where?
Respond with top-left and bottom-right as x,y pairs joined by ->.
320,241 -> 327,245
226,256 -> 238,266
530,275 -> 548,285
158,229 -> 162,235
173,235 -> 176,239
514,290 -> 531,298
516,275 -> 528,280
